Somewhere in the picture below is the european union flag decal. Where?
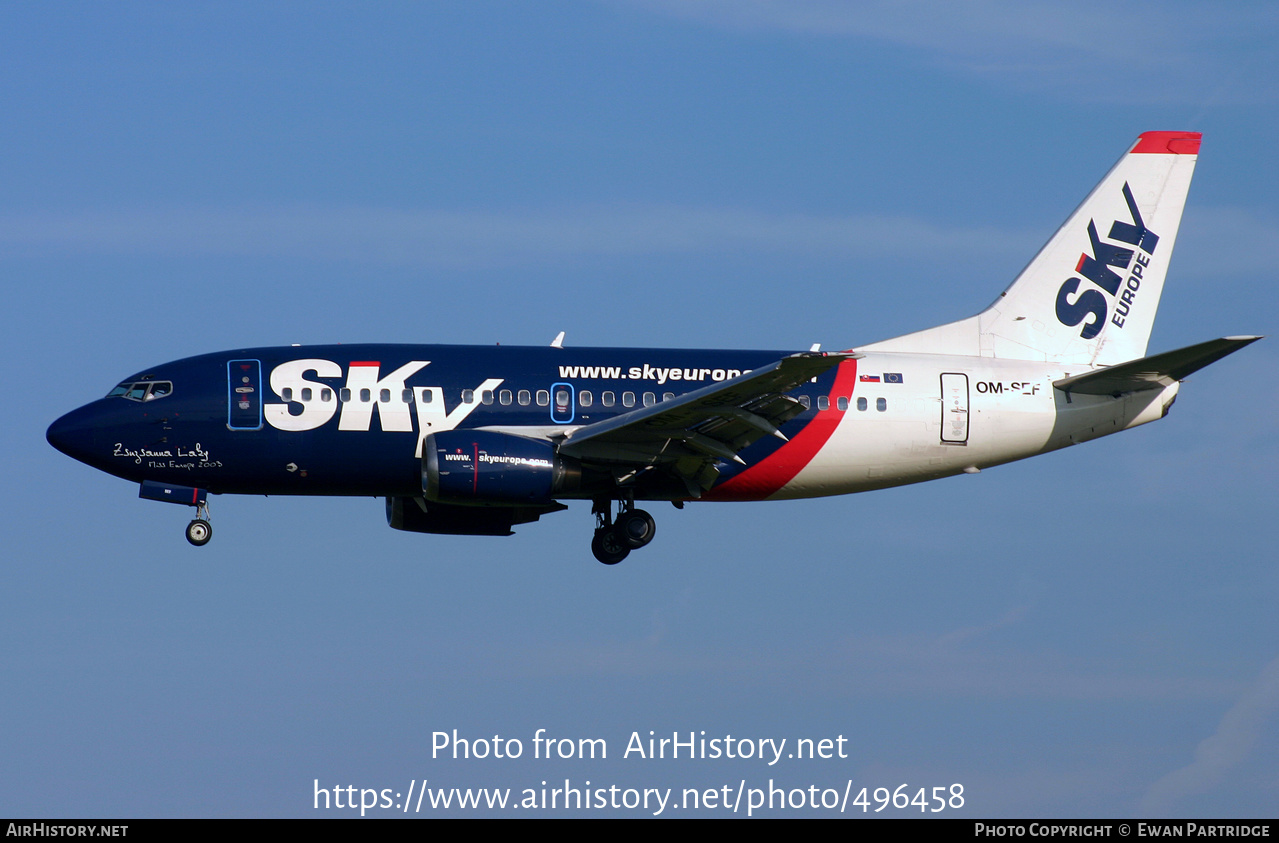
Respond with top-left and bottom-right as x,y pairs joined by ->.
884,373 -> 904,384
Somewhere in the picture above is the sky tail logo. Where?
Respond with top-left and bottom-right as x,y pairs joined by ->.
1055,182 -> 1159,339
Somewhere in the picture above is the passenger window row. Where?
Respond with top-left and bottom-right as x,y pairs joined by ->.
808,395 -> 888,412
277,387 -> 682,409
274,386 -> 889,413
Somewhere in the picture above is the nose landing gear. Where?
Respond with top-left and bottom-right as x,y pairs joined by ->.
185,518 -> 212,546
138,481 -> 214,547
591,499 -> 657,565
185,501 -> 212,546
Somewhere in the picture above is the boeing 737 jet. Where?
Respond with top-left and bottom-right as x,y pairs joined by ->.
47,132 -> 1258,564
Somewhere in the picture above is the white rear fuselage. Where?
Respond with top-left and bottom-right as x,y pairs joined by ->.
778,352 -> 1177,499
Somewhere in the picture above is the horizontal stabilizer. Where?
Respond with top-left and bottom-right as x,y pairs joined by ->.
1054,336 -> 1261,396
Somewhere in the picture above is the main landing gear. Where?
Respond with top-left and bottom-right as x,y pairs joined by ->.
591,499 -> 657,565
185,501 -> 212,547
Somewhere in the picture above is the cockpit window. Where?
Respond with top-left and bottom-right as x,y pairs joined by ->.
109,381 -> 174,402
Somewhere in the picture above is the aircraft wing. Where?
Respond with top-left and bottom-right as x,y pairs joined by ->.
1053,336 -> 1261,396
556,352 -> 853,496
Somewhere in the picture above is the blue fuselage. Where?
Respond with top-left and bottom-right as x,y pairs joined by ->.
48,343 -> 832,499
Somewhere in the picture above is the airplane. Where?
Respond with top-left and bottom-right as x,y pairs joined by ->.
47,131 -> 1259,565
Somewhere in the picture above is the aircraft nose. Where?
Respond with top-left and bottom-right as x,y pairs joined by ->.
47,405 -> 101,465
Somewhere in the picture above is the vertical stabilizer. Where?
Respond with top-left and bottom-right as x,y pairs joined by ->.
861,132 -> 1200,366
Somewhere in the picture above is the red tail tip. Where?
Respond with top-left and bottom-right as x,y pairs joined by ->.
1132,131 -> 1201,155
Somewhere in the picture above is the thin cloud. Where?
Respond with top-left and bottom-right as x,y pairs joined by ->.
5,201 -> 1274,278
468,610 -> 1239,705
623,0 -> 1278,104
1176,206 -> 1279,277
0,204 -> 1015,270
1139,655 -> 1279,815
631,0 -> 1164,53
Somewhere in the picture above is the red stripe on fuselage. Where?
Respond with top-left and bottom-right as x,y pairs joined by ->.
703,358 -> 858,501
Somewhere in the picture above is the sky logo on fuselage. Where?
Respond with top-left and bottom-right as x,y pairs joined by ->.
263,359 -> 501,458
1054,182 -> 1159,339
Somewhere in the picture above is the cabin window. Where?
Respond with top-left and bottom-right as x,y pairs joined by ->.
798,395 -> 811,409
622,392 -> 635,408
555,388 -> 570,409
401,389 -> 412,403
482,390 -> 494,405
518,390 -> 531,406
857,397 -> 867,411
281,387 -> 294,402
536,390 -> 549,407
818,396 -> 829,411
322,388 -> 333,402
601,391 -> 615,407
836,396 -> 848,411
340,388 -> 351,402
462,389 -> 474,403
359,388 -> 371,403
877,398 -> 887,412
663,392 -> 674,402
643,392 -> 655,407
302,387 -> 313,402
499,389 -> 512,405
379,388 -> 391,403
580,390 -> 593,407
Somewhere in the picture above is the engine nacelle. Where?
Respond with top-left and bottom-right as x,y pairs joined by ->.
423,430 -> 580,505
387,496 -> 523,536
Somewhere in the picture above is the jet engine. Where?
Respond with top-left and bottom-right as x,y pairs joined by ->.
386,495 -> 562,536
422,430 -> 581,505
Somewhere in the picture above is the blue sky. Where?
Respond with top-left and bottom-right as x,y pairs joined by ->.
3,1 -> 1276,818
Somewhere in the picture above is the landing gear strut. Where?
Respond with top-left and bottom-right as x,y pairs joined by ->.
591,499 -> 657,565
186,501 -> 212,547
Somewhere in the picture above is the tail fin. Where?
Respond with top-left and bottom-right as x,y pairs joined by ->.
861,131 -> 1201,366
